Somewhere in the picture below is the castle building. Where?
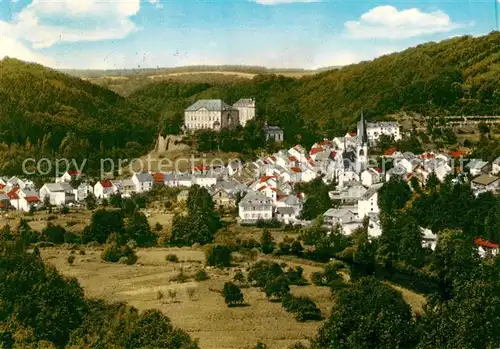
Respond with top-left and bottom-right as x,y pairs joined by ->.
364,121 -> 401,145
184,99 -> 239,132
233,98 -> 256,127
184,98 -> 256,132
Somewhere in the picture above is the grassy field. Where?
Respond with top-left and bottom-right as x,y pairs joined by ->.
41,246 -> 330,349
37,225 -> 427,349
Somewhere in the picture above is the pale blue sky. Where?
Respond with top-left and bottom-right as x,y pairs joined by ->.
0,0 -> 497,69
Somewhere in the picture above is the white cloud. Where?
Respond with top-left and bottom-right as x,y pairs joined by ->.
1,0 -> 142,49
252,0 -> 319,5
345,5 -> 461,39
0,35 -> 55,67
147,0 -> 163,9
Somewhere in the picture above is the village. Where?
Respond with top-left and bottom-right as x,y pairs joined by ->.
0,98 -> 499,259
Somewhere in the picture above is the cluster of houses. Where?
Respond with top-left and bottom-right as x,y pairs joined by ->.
1,110 -> 498,256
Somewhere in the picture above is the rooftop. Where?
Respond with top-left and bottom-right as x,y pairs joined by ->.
186,99 -> 234,112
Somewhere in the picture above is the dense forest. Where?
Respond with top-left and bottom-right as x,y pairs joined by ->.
130,32 -> 500,144
0,58 -> 156,174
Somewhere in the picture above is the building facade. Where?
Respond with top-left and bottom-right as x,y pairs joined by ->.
357,119 -> 401,145
233,98 -> 256,127
184,99 -> 240,132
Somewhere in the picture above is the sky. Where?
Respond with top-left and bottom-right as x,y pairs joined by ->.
0,0 -> 498,69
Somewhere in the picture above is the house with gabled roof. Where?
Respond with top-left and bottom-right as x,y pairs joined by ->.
93,180 -> 117,199
40,183 -> 75,206
467,159 -> 490,176
361,168 -> 382,187
471,174 -> 499,195
238,191 -> 274,222
475,238 -> 499,258
56,170 -> 83,183
132,172 -> 154,193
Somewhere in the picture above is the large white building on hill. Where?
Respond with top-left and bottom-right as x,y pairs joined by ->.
184,98 -> 255,132
233,98 -> 256,127
357,119 -> 401,145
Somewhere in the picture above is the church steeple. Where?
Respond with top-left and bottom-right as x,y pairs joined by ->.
358,108 -> 368,145
356,109 -> 369,173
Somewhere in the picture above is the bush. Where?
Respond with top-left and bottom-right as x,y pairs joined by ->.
282,294 -> 322,322
260,230 -> 275,255
101,244 -> 137,265
166,253 -> 179,263
67,255 -> 75,265
247,261 -> 284,287
195,270 -> 209,281
223,282 -> 244,307
61,206 -> 70,214
291,240 -> 304,256
278,242 -> 291,255
234,270 -> 246,284
206,244 -> 232,268
264,275 -> 290,300
286,266 -> 308,286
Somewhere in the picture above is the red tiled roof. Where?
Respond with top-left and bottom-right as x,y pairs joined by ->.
24,196 -> 40,203
289,156 -> 297,162
8,187 -> 20,199
291,167 -> 302,173
260,175 -> 277,183
384,147 -> 397,156
68,170 -> 81,176
277,194 -> 288,201
270,188 -> 277,192
193,164 -> 210,172
297,192 -> 304,199
420,152 -> 436,160
449,151 -> 466,159
271,156 -> 277,161
348,132 -> 357,137
100,180 -> 113,188
152,173 -> 165,183
475,237 -> 499,249
257,185 -> 266,191
329,151 -> 337,159
310,147 -> 323,155
319,140 -> 330,146
374,167 -> 382,173
0,184 -> 5,190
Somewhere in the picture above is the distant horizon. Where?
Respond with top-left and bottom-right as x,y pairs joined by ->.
1,0 -> 496,70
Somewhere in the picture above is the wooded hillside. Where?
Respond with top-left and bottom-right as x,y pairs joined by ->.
131,32 -> 500,143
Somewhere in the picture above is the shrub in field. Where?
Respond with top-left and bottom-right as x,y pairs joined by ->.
101,244 -> 137,265
264,275 -> 290,301
247,261 -> 284,287
195,270 -> 209,281
205,244 -> 232,268
282,294 -> 322,322
67,255 -> 75,265
223,282 -> 244,307
166,253 -> 179,262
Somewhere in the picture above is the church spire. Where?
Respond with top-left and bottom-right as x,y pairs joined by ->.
359,109 -> 368,145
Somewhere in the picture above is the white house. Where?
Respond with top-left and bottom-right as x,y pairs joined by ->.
132,173 -> 154,193
55,170 -> 82,183
39,183 -> 75,206
421,228 -> 438,251
93,180 -> 117,199
323,207 -> 358,227
471,174 -> 499,195
276,207 -> 299,225
367,214 -> 382,239
238,191 -> 274,222
475,238 -> 499,258
361,121 -> 401,145
467,159 -> 489,176
361,168 -> 382,187
357,185 -> 381,219
192,173 -> 217,188
492,156 -> 500,175
75,182 -> 93,202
